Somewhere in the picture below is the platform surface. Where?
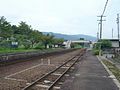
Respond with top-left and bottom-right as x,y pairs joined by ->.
61,51 -> 119,90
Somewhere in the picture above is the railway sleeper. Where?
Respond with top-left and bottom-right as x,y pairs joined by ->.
52,73 -> 70,77
36,84 -> 60,90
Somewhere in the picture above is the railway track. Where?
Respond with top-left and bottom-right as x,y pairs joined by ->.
22,49 -> 86,90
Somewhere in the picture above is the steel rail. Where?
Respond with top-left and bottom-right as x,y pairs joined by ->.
47,53 -> 83,90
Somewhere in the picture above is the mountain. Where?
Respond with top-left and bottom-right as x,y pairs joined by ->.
42,32 -> 97,41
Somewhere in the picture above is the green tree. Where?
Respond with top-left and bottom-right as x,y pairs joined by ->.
14,34 -> 27,48
41,34 -> 54,49
80,38 -> 84,40
29,30 -> 43,47
0,16 -> 65,50
52,38 -> 64,47
17,21 -> 33,48
11,25 -> 19,34
0,16 -> 12,39
99,39 -> 112,49
18,21 -> 32,35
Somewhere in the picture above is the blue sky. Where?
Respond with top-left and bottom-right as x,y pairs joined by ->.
0,0 -> 120,38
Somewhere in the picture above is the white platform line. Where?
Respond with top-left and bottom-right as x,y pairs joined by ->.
5,77 -> 27,82
5,63 -> 42,78
5,63 -> 56,78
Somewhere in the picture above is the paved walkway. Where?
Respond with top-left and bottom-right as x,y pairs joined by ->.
61,51 -> 119,90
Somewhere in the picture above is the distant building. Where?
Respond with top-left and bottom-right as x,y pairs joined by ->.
99,39 -> 120,58
63,40 -> 92,49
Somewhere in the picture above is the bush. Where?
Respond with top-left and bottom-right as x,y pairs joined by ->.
34,43 -> 44,49
34,46 -> 44,49
93,50 -> 99,55
0,40 -> 11,48
22,40 -> 31,49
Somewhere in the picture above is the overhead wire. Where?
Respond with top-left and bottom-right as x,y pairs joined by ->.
102,0 -> 109,16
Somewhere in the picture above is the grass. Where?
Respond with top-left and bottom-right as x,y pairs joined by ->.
0,48 -> 38,54
113,57 -> 120,63
0,48 -> 63,54
103,60 -> 120,82
92,49 -> 99,55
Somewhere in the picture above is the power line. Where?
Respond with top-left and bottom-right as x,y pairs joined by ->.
102,0 -> 109,16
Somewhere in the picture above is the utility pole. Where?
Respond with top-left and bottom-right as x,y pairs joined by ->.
97,23 -> 100,40
97,32 -> 99,40
112,28 -> 113,38
97,15 -> 106,39
117,14 -> 119,40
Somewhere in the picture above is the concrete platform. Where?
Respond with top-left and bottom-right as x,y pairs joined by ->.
61,51 -> 119,90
